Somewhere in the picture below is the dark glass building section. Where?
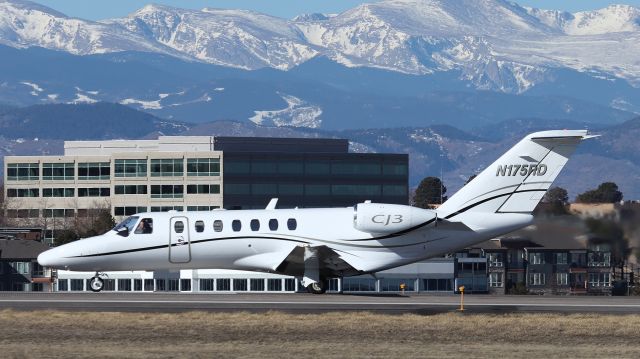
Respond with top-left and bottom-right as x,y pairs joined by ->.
216,137 -> 408,209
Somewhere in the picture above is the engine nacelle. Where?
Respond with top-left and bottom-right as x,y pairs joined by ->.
353,202 -> 437,234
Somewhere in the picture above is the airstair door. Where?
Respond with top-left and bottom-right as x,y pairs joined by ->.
169,216 -> 191,263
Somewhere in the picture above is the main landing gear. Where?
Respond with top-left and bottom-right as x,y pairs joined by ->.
89,272 -> 105,292
302,246 -> 326,294
306,280 -> 327,295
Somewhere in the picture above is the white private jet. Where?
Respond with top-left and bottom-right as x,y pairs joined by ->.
38,130 -> 589,293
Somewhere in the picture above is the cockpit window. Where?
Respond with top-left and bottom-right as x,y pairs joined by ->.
135,218 -> 153,234
113,216 -> 139,237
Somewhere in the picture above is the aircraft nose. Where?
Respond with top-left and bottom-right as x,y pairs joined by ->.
38,247 -> 64,268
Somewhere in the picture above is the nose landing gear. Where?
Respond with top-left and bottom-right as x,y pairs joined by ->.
89,272 -> 105,292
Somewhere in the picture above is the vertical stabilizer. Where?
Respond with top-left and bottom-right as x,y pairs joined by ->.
438,130 -> 588,219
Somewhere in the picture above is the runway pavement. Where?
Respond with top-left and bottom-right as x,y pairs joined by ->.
1,292 -> 640,314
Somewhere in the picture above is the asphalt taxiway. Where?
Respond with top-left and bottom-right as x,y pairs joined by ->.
1,292 -> 640,314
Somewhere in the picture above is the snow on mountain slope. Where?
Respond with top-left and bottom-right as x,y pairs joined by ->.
568,5 -> 640,35
108,4 -> 318,70
527,4 -> 640,36
0,0 -> 178,55
2,0 -> 640,92
249,94 -> 322,128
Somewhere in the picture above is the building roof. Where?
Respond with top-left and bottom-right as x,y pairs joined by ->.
62,136 -> 351,155
0,240 -> 50,260
213,137 -> 348,153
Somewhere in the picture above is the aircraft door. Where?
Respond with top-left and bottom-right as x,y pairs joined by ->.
169,216 -> 191,263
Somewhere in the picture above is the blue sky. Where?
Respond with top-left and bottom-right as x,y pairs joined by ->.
30,0 -> 640,20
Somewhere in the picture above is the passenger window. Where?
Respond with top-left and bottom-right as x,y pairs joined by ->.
250,219 -> 260,231
269,219 -> 278,231
213,220 -> 223,232
287,218 -> 297,230
135,218 -> 153,234
232,220 -> 242,232
174,221 -> 184,233
195,220 -> 204,233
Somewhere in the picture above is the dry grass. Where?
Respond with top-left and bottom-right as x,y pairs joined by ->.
1,310 -> 640,358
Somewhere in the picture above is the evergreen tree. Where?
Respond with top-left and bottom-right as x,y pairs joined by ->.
413,177 -> 447,209
576,182 -> 623,203
539,186 -> 570,215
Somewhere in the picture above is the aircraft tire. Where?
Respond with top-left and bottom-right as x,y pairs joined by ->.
306,281 -> 326,294
89,276 -> 104,292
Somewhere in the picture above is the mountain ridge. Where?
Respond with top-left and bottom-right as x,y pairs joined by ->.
2,0 -> 640,93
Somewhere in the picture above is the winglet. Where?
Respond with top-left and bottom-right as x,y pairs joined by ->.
265,198 -> 278,210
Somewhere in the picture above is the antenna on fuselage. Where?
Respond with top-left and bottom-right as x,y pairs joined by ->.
265,198 -> 279,210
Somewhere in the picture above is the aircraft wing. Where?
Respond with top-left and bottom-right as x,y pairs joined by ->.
275,245 -> 362,278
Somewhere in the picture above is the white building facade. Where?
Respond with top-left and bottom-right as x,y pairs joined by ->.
3,136 -> 223,235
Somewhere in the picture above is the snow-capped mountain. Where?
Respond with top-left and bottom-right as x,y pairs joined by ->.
1,0 -> 640,130
0,0 -> 181,56
107,4 -> 317,70
2,0 -> 640,93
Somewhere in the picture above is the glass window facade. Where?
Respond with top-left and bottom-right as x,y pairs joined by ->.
234,279 -> 248,291
187,158 -> 220,176
331,184 -> 381,196
114,206 -> 147,216
78,188 -> 110,197
150,159 -> 183,177
380,278 -> 415,292
43,209 -> 74,218
284,278 -> 296,291
114,185 -> 147,195
43,188 -> 75,197
250,278 -> 265,291
151,185 -> 184,198
150,206 -> 183,212
383,163 -> 408,176
342,278 -> 377,291
186,206 -> 219,211
556,253 -> 568,265
267,278 -> 282,291
6,209 -> 39,218
7,188 -> 39,197
77,162 -> 110,180
118,279 -> 132,291
186,184 -> 220,194
489,273 -> 504,287
332,162 -> 380,175
278,184 -> 303,195
199,279 -> 215,291
589,273 -> 611,287
222,153 -> 408,209
422,278 -> 453,292
7,163 -> 39,181
114,159 -> 147,177
42,163 -> 74,180
217,278 -> 231,291
180,279 -> 191,291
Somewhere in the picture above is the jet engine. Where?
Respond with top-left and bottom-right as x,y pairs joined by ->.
353,202 -> 437,234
